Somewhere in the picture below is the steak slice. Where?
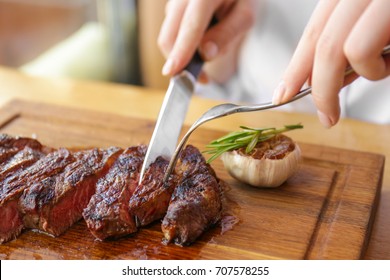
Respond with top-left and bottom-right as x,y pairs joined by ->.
0,146 -> 46,181
83,146 -> 146,240
0,148 -> 75,243
20,147 -> 122,237
0,134 -> 43,150
0,134 -> 46,164
161,145 -> 223,246
129,156 -> 177,228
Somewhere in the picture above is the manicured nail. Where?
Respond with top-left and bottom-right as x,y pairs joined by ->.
317,110 -> 333,128
272,81 -> 286,105
162,58 -> 174,76
200,41 -> 218,60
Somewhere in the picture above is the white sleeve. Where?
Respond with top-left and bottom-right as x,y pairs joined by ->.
344,77 -> 390,124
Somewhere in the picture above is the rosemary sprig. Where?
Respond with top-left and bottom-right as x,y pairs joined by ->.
203,123 -> 303,163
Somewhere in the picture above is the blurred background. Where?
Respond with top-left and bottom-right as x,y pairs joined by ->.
0,0 -> 169,88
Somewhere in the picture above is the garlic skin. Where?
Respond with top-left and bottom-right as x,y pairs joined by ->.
220,139 -> 301,188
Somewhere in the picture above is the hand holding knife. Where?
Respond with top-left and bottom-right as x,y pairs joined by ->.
139,18 -> 218,184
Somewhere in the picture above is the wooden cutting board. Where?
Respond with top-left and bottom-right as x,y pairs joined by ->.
0,100 -> 384,260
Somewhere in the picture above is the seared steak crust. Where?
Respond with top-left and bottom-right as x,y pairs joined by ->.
83,146 -> 146,240
1,148 -> 75,201
20,147 -> 122,236
0,134 -> 43,150
0,134 -> 45,165
0,147 -> 45,181
161,145 -> 223,246
0,148 -> 75,243
129,156 -> 177,227
0,135 -> 48,243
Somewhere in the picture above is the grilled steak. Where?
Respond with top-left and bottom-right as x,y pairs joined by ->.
161,145 -> 223,246
0,134 -> 43,150
0,134 -> 46,164
83,146 -> 145,240
0,135 -> 49,243
0,133 -> 224,246
0,146 -> 46,241
129,156 -> 177,228
0,148 -> 75,243
0,147 -> 46,181
20,147 -> 122,236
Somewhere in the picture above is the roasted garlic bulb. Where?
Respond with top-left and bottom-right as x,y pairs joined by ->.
220,134 -> 301,187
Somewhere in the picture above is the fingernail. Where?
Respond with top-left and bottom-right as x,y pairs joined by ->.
272,81 -> 286,105
200,41 -> 218,60
162,58 -> 174,76
317,110 -> 333,128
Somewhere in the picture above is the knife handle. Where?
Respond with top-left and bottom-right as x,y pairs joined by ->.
184,16 -> 218,79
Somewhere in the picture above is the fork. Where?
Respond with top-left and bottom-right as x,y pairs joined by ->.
163,45 -> 390,182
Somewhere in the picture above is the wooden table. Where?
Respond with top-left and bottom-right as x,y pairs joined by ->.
0,66 -> 389,259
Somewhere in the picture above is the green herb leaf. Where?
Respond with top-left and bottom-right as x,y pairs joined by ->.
203,123 -> 303,163
245,132 -> 259,154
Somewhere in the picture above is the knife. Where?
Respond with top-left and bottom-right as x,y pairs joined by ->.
139,47 -> 205,183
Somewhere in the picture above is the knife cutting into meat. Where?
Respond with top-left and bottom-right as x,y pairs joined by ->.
139,19 -> 217,184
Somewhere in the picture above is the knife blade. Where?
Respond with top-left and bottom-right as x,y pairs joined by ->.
139,52 -> 204,183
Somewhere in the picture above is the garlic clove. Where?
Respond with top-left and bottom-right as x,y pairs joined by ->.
220,135 -> 301,188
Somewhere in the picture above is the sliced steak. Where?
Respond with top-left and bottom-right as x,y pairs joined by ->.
0,146 -> 46,181
161,145 -> 223,246
0,148 -> 75,243
0,133 -> 224,246
83,146 -> 146,240
0,134 -> 46,163
129,156 -> 177,228
20,147 -> 122,237
0,134 -> 43,149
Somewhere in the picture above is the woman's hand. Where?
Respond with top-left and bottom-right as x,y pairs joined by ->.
273,0 -> 390,128
158,0 -> 256,81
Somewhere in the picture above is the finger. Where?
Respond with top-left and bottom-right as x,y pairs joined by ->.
162,0 -> 222,76
199,0 -> 256,61
158,0 -> 188,58
344,0 -> 390,80
343,72 -> 360,86
312,0 -> 371,128
273,0 -> 339,105
313,0 -> 372,126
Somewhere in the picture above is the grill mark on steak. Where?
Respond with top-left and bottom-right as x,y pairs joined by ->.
0,134 -> 45,164
0,135 -> 49,243
161,145 -> 223,246
0,148 -> 75,243
19,147 -> 122,237
0,134 -> 43,150
0,147 -> 46,181
129,156 -> 177,228
1,148 -> 75,200
83,146 -> 145,240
